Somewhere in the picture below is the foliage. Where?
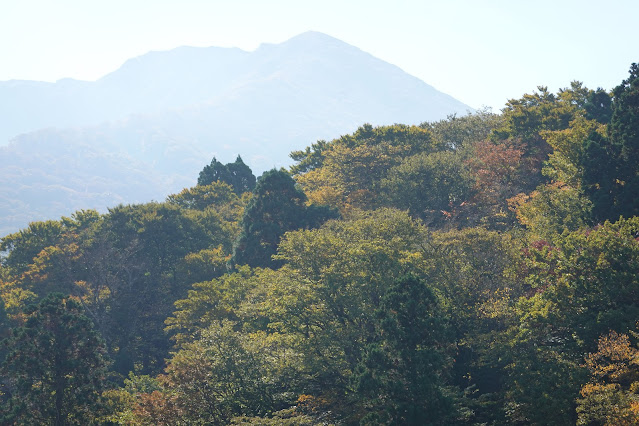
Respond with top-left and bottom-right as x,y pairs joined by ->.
198,155 -> 256,195
523,217 -> 639,351
167,180 -> 243,218
423,108 -> 501,150
381,150 -> 474,226
490,82 -> 603,197
352,274 -> 452,424
289,139 -> 330,175
0,293 -> 109,425
231,169 -> 337,269
584,63 -> 639,221
133,321 -> 294,425
0,220 -> 64,275
576,331 -> 639,425
163,209 -> 462,423
294,123 -> 437,212
165,266 -> 257,345
542,115 -> 607,188
496,217 -> 639,423
509,182 -> 592,243
420,228 -> 524,424
2,62 -> 639,425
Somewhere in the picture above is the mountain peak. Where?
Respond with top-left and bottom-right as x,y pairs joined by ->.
0,32 -> 472,234
286,31 -> 343,43
257,31 -> 353,53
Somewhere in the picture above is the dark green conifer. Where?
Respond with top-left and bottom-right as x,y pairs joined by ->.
584,63 -> 639,221
231,169 -> 337,269
197,156 -> 256,195
231,169 -> 308,269
226,155 -> 256,194
353,274 -> 452,425
1,293 -> 109,425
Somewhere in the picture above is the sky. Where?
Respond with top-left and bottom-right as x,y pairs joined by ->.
1,0 -> 637,111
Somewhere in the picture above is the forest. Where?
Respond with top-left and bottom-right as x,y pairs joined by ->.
0,63 -> 638,425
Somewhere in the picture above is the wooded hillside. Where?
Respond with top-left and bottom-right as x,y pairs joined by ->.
1,63 -> 638,425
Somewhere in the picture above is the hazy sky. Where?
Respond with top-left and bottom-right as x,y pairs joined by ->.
1,0 -> 637,110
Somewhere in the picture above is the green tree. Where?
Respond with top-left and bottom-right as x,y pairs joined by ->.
583,131 -> 621,222
167,181 -> 239,212
227,155 -> 257,194
509,182 -> 592,244
381,150 -> 474,227
231,169 -> 336,269
165,266 -> 256,345
1,293 -> 109,425
289,139 -> 330,175
497,218 -> 639,423
101,202 -> 222,374
0,220 -> 64,275
584,88 -> 612,124
198,156 -> 256,195
232,169 -> 307,268
423,108 -> 501,150
420,228 -> 525,424
294,124 -> 436,211
584,63 -> 639,221
133,321 -> 281,425
353,274 -> 453,425
490,82 -> 596,196
542,115 -> 606,189
198,157 -> 232,187
522,217 -> 639,352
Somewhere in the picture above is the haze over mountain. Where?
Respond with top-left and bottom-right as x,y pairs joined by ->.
0,31 -> 471,235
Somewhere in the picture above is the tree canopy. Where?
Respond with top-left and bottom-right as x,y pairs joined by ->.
1,293 -> 109,425
2,62 -> 639,425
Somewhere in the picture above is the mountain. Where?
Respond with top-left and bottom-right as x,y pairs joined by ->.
0,31 -> 472,236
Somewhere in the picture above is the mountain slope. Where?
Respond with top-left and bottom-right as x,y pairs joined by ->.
0,31 -> 472,235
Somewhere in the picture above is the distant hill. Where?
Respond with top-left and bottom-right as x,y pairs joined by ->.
0,31 -> 472,236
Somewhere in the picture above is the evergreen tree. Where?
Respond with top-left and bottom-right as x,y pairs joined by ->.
353,274 -> 452,425
609,63 -> 639,218
226,155 -> 257,194
197,156 -> 256,195
197,157 -> 232,187
231,169 -> 336,269
231,169 -> 308,269
584,88 -> 612,124
584,63 -> 639,221
1,293 -> 109,425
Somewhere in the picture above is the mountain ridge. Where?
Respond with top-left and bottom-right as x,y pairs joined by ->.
0,31 -> 472,236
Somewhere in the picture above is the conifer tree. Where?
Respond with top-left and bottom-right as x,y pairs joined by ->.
197,157 -> 232,187
226,155 -> 256,194
353,274 -> 452,424
231,169 -> 308,269
584,63 -> 639,221
231,169 -> 336,268
197,156 -> 256,194
1,293 -> 109,425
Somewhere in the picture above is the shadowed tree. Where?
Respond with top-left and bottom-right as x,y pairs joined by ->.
353,274 -> 453,425
231,169 -> 336,269
584,64 -> 639,221
198,156 -> 256,195
1,293 -> 109,425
